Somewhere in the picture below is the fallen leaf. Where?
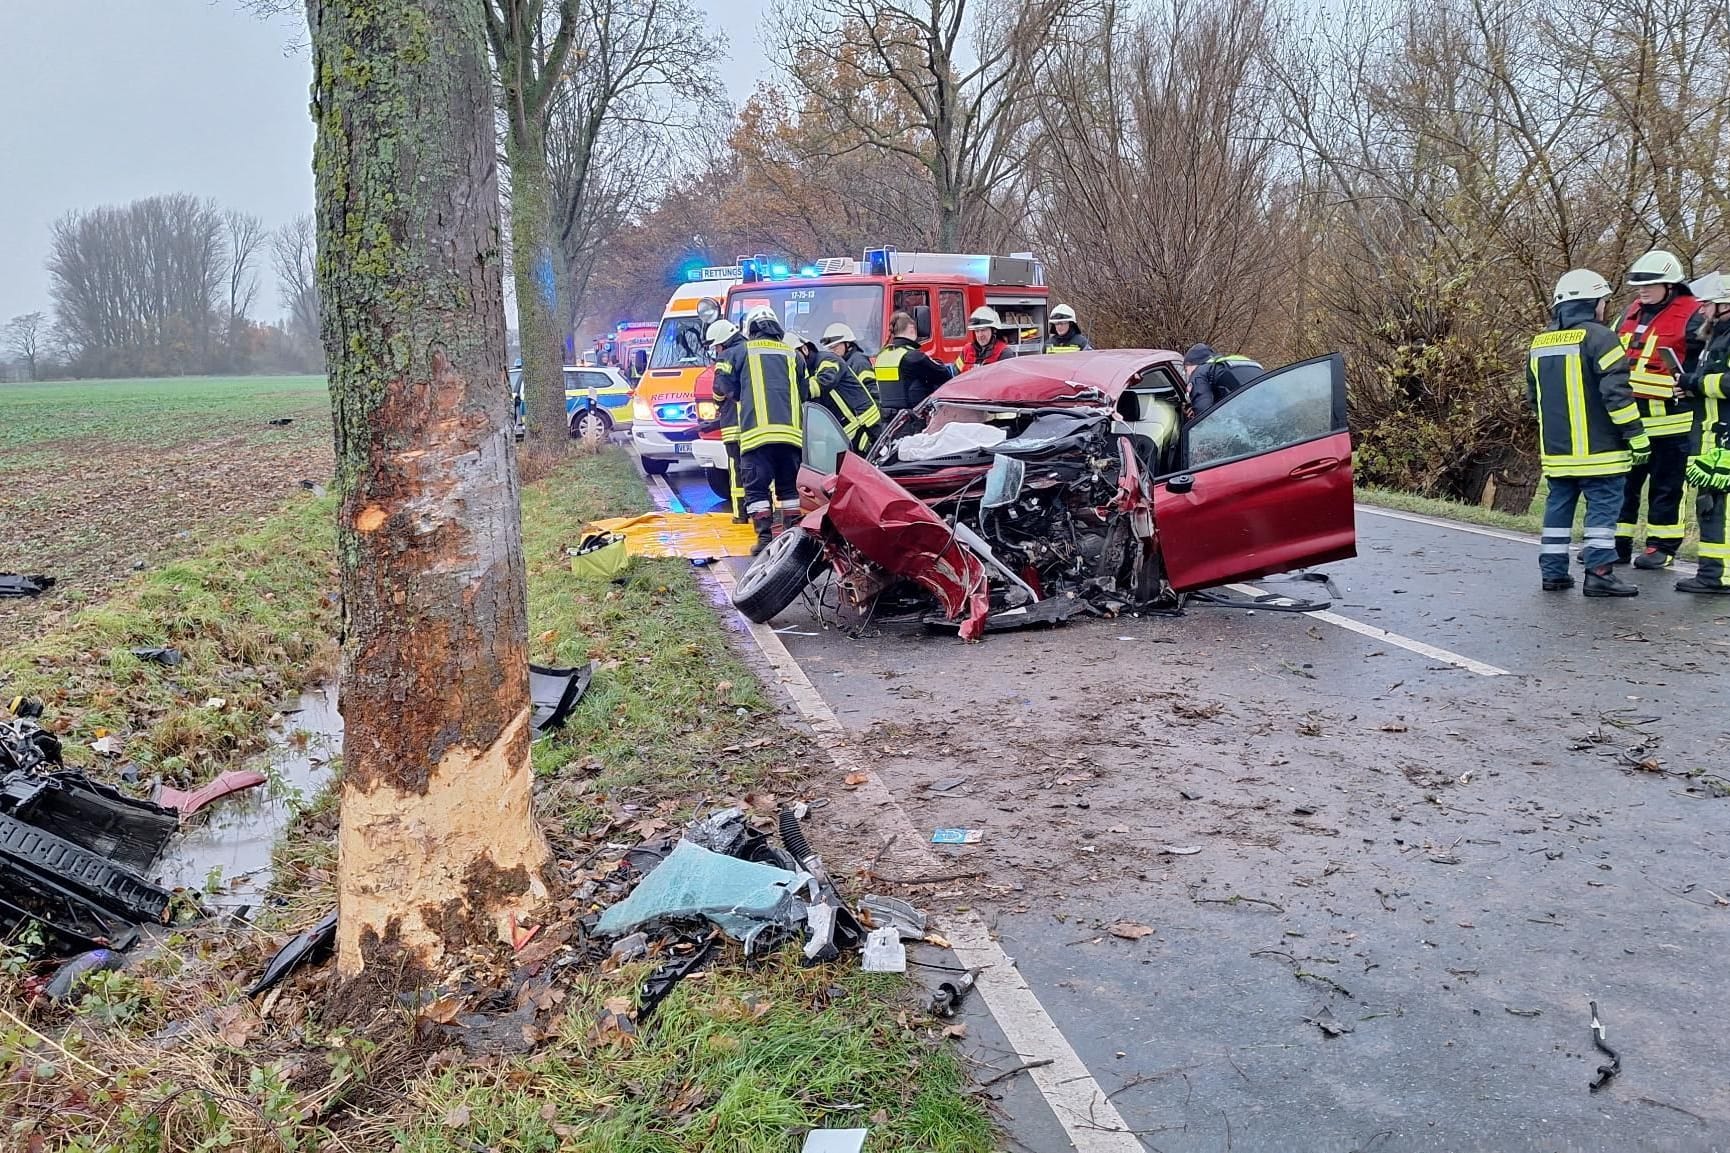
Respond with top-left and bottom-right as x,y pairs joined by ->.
924,933 -> 951,948
603,996 -> 635,1017
716,680 -> 733,694
211,1003 -> 258,1047
843,771 -> 870,787
443,1105 -> 470,1127
943,1023 -> 967,1038
540,1102 -> 558,1122
742,994 -> 772,1021
707,1035 -> 741,1053
1110,922 -> 1154,940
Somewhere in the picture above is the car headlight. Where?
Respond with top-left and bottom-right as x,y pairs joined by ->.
632,398 -> 653,422
697,401 -> 719,421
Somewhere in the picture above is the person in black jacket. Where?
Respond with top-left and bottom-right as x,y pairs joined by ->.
1678,278 -> 1730,594
873,310 -> 953,419
1046,304 -> 1093,353
820,323 -> 878,400
1183,343 -> 1263,414
793,333 -> 882,452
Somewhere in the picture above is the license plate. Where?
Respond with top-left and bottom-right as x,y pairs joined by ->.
673,442 -> 692,454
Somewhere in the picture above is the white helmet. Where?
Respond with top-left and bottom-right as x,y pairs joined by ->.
1050,304 -> 1077,325
743,304 -> 779,337
1552,269 -> 1613,306
967,305 -> 1002,331
820,322 -> 856,347
1627,249 -> 1686,285
705,318 -> 738,345
1693,270 -> 1729,304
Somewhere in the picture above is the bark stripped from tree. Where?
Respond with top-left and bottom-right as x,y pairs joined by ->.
307,0 -> 549,984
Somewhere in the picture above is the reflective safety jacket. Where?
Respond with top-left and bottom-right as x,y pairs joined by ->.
1617,292 -> 1706,438
1046,328 -> 1094,354
843,347 -> 877,400
955,335 -> 1015,373
1691,319 -> 1729,453
717,337 -> 805,451
709,334 -> 745,444
1527,308 -> 1648,477
875,337 -> 952,412
805,350 -> 882,450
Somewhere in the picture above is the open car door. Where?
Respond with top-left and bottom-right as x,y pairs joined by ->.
796,402 -> 851,512
1153,354 -> 1356,591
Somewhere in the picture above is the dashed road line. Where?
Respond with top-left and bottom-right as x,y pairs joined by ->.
647,473 -> 1142,1152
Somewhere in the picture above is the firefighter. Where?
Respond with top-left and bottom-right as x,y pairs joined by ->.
874,310 -> 954,420
704,318 -> 747,522
821,323 -> 877,400
1678,277 -> 1730,594
955,306 -> 1016,372
793,332 -> 882,452
1529,269 -> 1649,597
1615,250 -> 1706,568
717,306 -> 806,554
1183,344 -> 1263,414
1046,304 -> 1093,353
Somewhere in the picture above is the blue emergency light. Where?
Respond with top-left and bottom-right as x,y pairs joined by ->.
799,265 -> 818,277
770,263 -> 790,279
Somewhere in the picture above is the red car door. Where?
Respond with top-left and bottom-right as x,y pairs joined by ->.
1152,354 -> 1356,591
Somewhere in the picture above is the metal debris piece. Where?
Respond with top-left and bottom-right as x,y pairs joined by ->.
861,893 -> 927,939
929,970 -> 977,1017
1588,1000 -> 1621,1092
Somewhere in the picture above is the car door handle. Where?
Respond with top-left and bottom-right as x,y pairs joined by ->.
1289,457 -> 1341,480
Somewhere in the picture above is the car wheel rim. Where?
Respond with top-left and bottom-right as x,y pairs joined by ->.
738,531 -> 802,597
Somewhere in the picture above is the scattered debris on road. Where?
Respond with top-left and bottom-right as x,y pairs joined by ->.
932,827 -> 984,844
0,573 -> 56,598
1588,1000 -> 1621,1092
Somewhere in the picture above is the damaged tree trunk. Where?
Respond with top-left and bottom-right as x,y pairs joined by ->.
307,0 -> 550,984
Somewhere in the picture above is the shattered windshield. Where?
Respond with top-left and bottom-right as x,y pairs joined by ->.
649,315 -> 711,369
729,284 -> 885,354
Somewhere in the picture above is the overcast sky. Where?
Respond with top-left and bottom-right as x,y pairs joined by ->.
0,0 -> 770,324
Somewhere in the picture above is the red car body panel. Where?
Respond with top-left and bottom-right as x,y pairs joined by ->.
1154,433 -> 1356,591
933,349 -> 1187,405
815,453 -> 991,639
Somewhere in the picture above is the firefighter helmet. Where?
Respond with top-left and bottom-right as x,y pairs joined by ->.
1695,270 -> 1730,304
743,304 -> 780,338
1050,304 -> 1078,325
967,306 -> 1002,331
820,322 -> 856,347
1552,269 -> 1614,305
1627,250 -> 1686,285
705,318 -> 739,345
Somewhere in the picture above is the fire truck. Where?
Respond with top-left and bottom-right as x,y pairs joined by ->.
690,247 -> 1050,501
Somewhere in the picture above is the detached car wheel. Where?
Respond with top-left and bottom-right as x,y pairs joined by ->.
732,527 -> 822,623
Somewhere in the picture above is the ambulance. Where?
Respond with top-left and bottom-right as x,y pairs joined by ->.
689,247 -> 1049,497
631,268 -> 739,475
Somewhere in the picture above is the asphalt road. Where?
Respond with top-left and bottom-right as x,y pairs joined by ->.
665,463 -> 1730,1152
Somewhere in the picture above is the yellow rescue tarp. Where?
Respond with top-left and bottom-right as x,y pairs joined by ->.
586,513 -> 761,560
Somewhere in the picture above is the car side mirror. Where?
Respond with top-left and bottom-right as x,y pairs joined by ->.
1166,473 -> 1195,494
913,305 -> 932,342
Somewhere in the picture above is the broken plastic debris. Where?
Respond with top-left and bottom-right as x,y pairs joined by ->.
932,828 -> 983,845
154,769 -> 268,816
861,894 -> 926,939
801,1129 -> 868,1153
595,839 -> 801,943
89,735 -> 123,758
45,948 -> 125,1001
529,662 -> 595,735
861,926 -> 906,972
128,646 -> 183,667
609,932 -> 649,962
1160,845 -> 1203,856
247,908 -> 338,997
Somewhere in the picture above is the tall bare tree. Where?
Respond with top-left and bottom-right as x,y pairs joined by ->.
272,214 -> 324,369
3,312 -> 46,381
773,0 -> 1086,249
484,0 -> 579,443
307,0 -> 550,982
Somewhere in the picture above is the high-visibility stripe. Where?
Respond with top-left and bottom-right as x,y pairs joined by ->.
1643,410 -> 1695,437
1542,448 -> 1631,476
1616,522 -> 1638,536
1646,522 -> 1686,540
1540,543 -> 1570,554
1699,542 -> 1730,559
1597,347 -> 1626,372
1607,402 -> 1641,426
1707,372 -> 1727,400
1565,348 -> 1588,457
1532,329 -> 1584,348
1541,528 -> 1572,538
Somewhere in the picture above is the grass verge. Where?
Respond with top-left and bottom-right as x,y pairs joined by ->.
1356,482 -> 1701,559
0,492 -> 339,786
1,447 -> 995,1153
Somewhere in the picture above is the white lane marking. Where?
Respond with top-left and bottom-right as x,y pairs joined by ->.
647,473 -> 1143,1152
1226,583 -> 1511,677
1357,503 -> 1699,575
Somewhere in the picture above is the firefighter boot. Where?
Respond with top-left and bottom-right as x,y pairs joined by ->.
1614,537 -> 1633,565
1633,547 -> 1675,570
1675,576 -> 1730,595
1583,566 -> 1638,598
1542,575 -> 1575,591
750,511 -> 774,556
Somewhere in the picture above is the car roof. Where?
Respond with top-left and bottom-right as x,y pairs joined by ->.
934,349 -> 1185,404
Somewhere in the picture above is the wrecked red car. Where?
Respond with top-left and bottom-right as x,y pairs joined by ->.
730,350 -> 1356,639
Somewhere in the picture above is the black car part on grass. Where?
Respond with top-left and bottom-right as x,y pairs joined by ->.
637,933 -> 719,1022
0,716 -> 187,954
0,574 -> 55,598
529,661 -> 596,735
247,907 -> 338,996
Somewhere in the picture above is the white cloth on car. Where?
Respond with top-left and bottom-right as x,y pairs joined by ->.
894,422 -> 1007,461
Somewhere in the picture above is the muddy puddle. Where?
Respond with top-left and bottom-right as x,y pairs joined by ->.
153,686 -> 341,905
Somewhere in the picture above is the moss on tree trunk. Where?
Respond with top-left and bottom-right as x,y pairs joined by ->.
507,126 -> 570,444
307,0 -> 549,986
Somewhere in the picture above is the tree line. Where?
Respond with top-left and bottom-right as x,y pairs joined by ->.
3,195 -> 323,381
569,0 -> 1729,506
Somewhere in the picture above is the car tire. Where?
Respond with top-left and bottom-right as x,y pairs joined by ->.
732,527 -> 822,623
705,467 -> 731,501
640,456 -> 672,476
570,408 -> 609,446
